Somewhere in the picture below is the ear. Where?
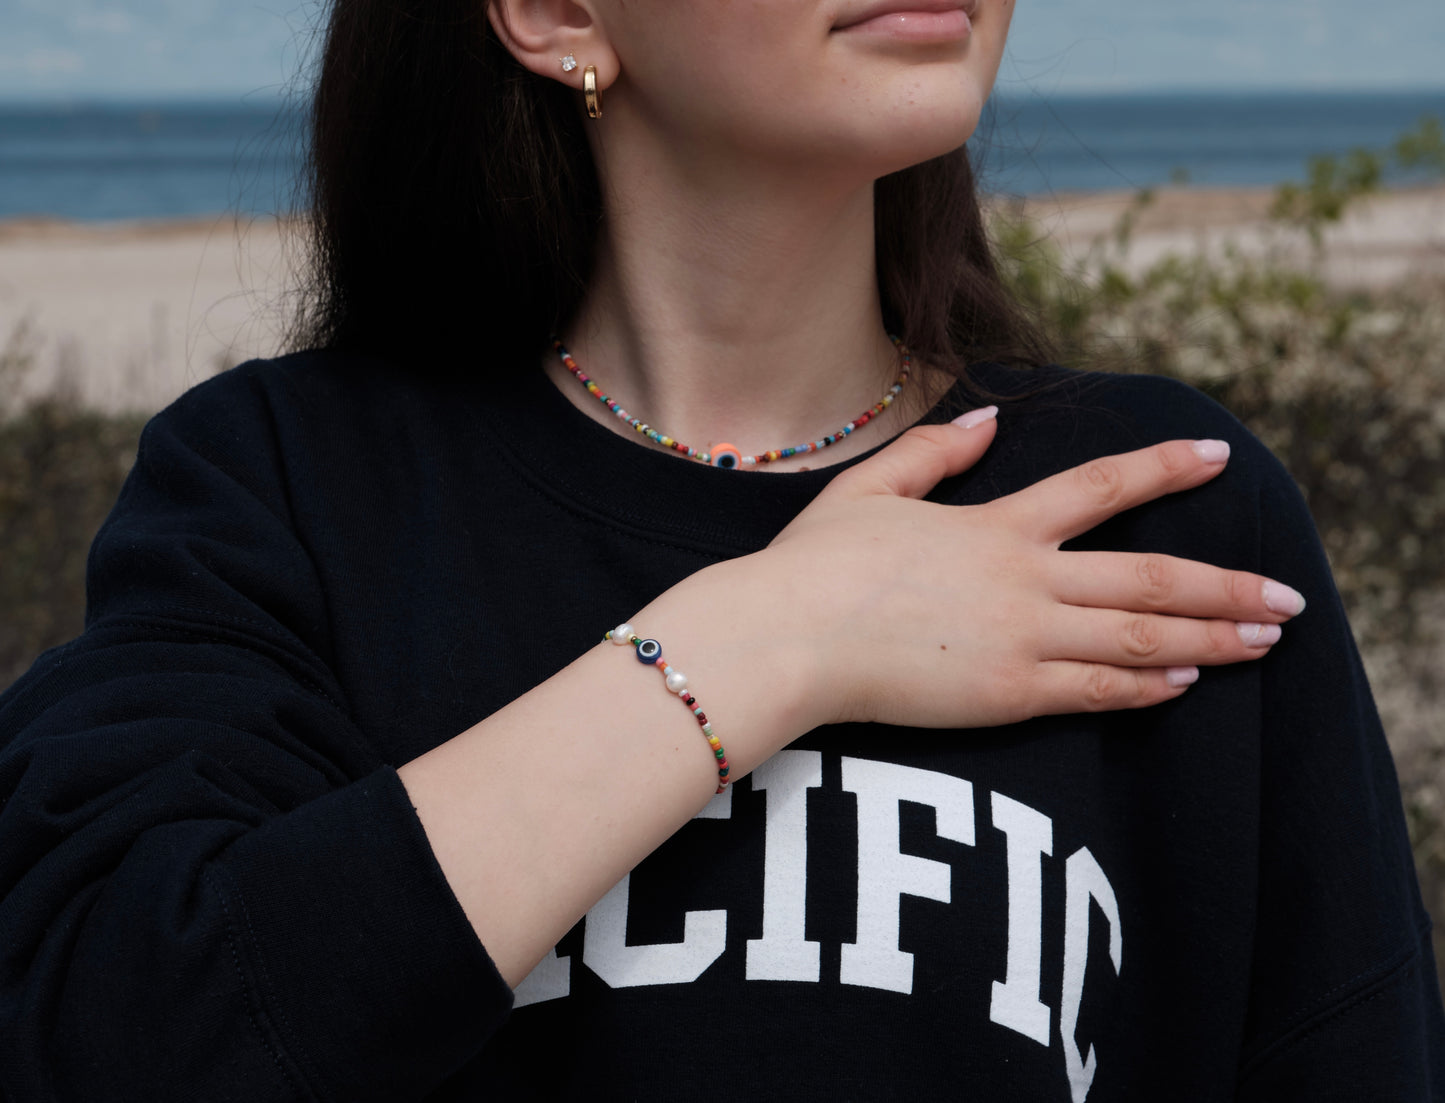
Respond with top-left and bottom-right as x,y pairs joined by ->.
486,0 -> 620,91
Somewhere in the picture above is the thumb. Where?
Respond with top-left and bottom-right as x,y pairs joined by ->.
835,406 -> 999,500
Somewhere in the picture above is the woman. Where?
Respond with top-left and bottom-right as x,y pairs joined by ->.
1,0 -> 1440,1098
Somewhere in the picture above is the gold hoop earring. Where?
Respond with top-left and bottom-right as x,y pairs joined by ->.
584,65 -> 602,120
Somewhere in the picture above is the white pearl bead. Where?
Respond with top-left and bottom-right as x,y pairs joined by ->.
666,670 -> 688,693
611,623 -> 633,643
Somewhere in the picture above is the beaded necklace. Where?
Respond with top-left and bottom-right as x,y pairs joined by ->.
551,335 -> 913,470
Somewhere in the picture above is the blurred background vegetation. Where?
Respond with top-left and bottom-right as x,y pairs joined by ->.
1,118 -> 1443,991
992,115 -> 1445,991
0,318 -> 146,688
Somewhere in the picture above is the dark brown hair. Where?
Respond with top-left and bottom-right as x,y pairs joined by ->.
286,0 -> 1058,385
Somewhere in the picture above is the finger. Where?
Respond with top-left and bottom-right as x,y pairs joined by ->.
1042,606 -> 1282,668
1030,660 -> 1200,717
1052,552 -> 1308,622
995,439 -> 1232,545
831,407 -> 998,501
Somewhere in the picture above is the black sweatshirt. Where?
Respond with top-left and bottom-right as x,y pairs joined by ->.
0,349 -> 1440,1101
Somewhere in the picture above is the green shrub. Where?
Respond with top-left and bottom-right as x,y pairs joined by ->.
0,322 -> 145,685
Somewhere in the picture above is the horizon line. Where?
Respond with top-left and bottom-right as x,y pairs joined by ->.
0,83 -> 1444,107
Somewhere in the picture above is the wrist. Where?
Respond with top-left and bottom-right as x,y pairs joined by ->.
635,554 -> 826,781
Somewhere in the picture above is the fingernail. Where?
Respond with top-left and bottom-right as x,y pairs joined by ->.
951,406 -> 998,430
1263,580 -> 1306,616
1166,666 -> 1200,688
1236,622 -> 1283,647
1191,439 -> 1230,464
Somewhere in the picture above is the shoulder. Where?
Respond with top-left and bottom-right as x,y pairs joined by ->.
937,362 -> 1323,579
154,346 -> 401,434
958,361 -> 1296,500
137,345 -> 451,482
967,360 -> 1245,447
99,347 -> 413,555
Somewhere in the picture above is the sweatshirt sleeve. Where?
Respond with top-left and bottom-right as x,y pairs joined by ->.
1234,437 -> 1445,1098
0,368 -> 512,1103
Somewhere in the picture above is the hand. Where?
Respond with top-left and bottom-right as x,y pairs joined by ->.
760,411 -> 1305,730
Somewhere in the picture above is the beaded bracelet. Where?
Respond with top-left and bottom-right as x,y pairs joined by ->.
604,623 -> 730,794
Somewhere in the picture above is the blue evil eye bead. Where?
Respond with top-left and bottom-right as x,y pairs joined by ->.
710,443 -> 742,470
636,638 -> 662,663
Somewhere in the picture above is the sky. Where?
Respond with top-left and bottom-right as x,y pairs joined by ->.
1,0 -> 1443,100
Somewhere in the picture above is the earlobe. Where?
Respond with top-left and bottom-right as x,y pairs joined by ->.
485,0 -> 618,89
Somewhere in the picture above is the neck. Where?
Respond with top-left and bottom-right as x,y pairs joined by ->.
548,132 -> 954,469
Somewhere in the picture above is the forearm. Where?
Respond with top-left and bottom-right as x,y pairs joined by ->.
397,554 -> 819,988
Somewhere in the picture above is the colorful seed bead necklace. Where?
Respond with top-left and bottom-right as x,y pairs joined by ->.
551,336 -> 914,470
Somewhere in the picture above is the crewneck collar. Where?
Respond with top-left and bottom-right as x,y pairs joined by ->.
475,359 -> 971,554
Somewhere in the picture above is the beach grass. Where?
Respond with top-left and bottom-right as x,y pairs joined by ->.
0,319 -> 146,685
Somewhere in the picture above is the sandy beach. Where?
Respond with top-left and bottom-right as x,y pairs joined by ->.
1008,183 -> 1445,290
2,183 -> 1443,414
0,214 -> 296,413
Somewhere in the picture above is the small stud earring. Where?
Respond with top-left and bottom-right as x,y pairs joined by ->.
560,54 -> 578,72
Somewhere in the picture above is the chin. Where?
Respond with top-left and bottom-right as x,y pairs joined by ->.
861,99 -> 987,178
721,78 -> 990,182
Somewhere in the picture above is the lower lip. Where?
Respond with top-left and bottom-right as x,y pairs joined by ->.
836,9 -> 972,42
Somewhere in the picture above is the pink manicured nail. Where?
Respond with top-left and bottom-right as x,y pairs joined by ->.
1263,580 -> 1306,616
1191,439 -> 1230,464
951,406 -> 998,430
1166,666 -> 1200,688
1236,622 -> 1283,647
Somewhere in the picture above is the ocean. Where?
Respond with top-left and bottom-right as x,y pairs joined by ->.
977,89 -> 1445,195
1,89 -> 1442,222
